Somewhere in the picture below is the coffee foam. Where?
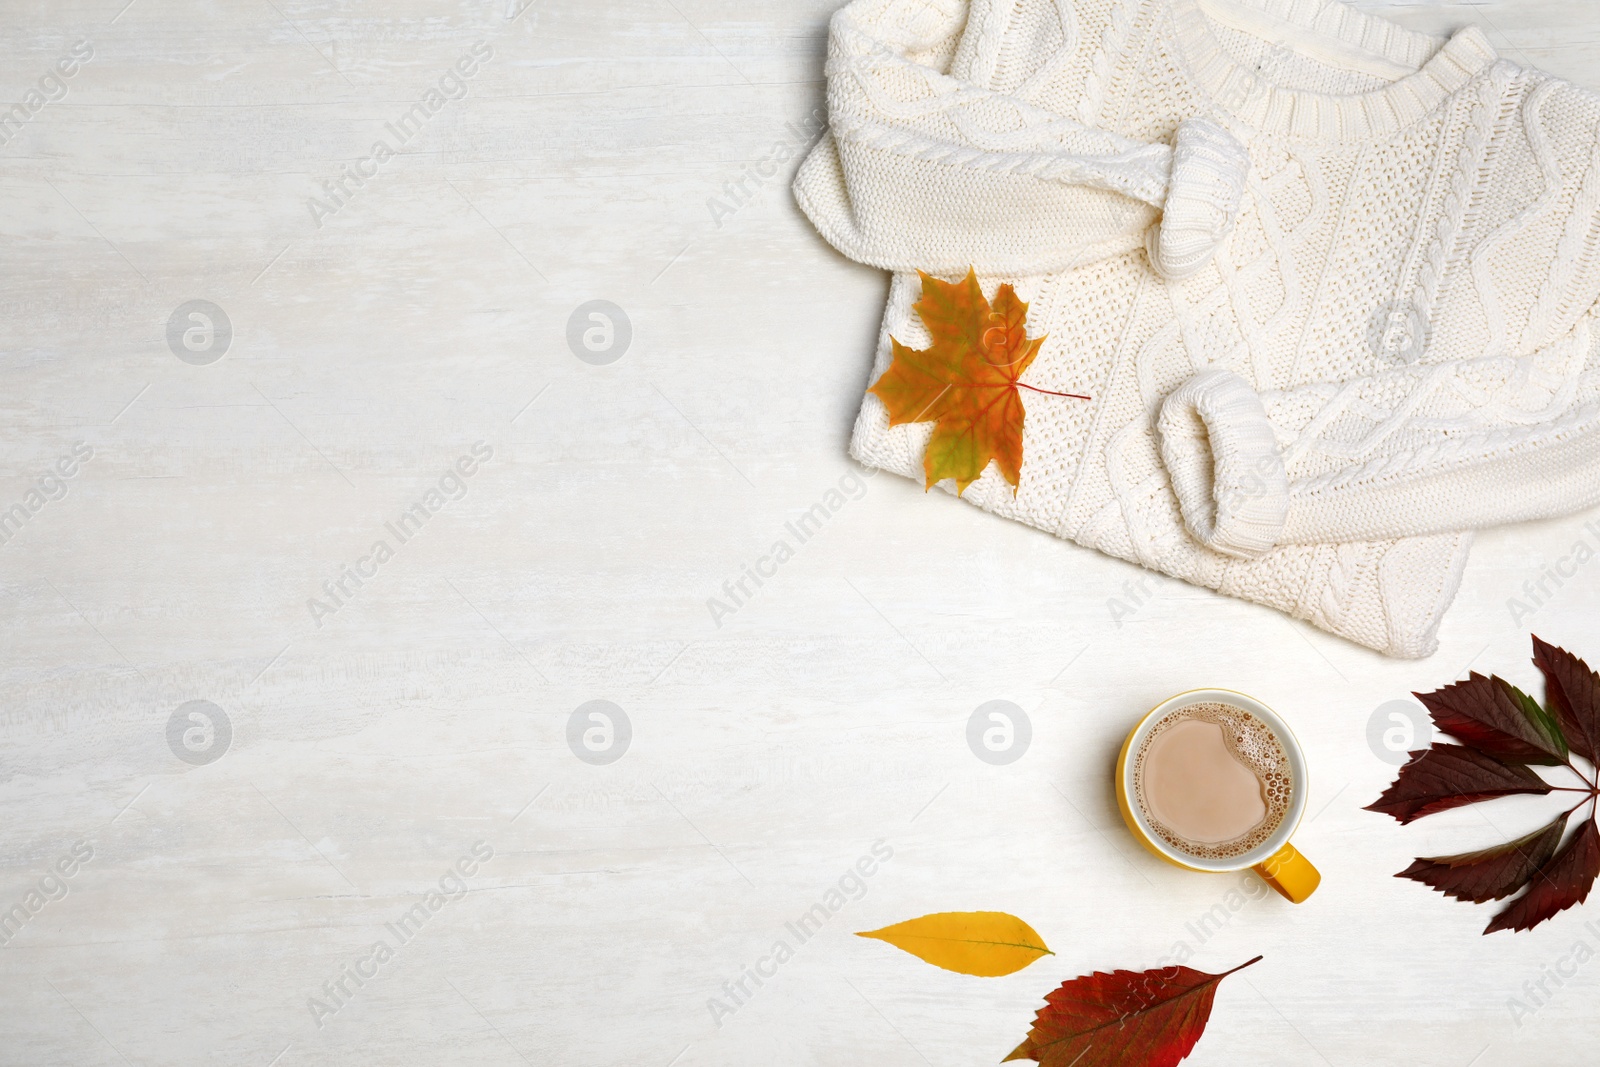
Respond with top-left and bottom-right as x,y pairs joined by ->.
1133,702 -> 1292,861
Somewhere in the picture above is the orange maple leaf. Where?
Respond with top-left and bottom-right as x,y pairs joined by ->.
870,269 -> 1085,496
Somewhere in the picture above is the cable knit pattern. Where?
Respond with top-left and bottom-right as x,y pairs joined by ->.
795,0 -> 1600,657
1079,0 -> 1137,126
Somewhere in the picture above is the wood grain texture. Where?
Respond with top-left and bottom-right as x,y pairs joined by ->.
1,2 -> 1598,1064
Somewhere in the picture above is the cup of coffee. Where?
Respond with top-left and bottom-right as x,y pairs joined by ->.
1115,689 -> 1320,903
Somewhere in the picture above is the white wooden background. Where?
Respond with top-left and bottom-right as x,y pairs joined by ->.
2,1 -> 1598,1064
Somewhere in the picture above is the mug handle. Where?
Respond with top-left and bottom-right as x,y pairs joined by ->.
1253,842 -> 1320,903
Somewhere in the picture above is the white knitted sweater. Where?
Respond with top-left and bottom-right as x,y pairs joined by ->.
795,0 -> 1600,657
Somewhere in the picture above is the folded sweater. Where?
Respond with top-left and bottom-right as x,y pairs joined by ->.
795,0 -> 1600,657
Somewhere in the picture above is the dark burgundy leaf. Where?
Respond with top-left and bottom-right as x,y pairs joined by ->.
1364,745 -> 1552,824
1398,811 -> 1568,903
1504,683 -> 1570,763
1004,957 -> 1260,1067
1532,636 -> 1600,764
1414,673 -> 1566,765
1485,818 -> 1600,934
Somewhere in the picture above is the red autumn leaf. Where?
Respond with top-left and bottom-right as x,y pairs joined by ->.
1004,956 -> 1260,1067
1533,636 -> 1600,763
1397,811 -> 1568,903
869,268 -> 1086,496
1413,672 -> 1566,766
1485,817 -> 1600,934
1364,744 -> 1552,824
1377,642 -> 1600,935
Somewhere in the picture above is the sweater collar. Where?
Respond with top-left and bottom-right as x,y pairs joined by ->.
1164,0 -> 1499,140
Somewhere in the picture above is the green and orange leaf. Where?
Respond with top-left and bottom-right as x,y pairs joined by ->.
869,269 -> 1084,496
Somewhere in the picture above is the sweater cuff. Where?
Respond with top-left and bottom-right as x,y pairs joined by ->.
1156,369 -> 1289,559
1148,118 -> 1251,280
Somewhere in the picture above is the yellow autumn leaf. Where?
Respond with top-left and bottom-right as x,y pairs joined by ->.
856,911 -> 1052,977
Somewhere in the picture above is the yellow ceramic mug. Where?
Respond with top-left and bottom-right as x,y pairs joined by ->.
1115,688 -> 1320,903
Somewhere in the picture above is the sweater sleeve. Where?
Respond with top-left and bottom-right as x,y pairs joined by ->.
1156,314 -> 1600,557
792,0 -> 1250,278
